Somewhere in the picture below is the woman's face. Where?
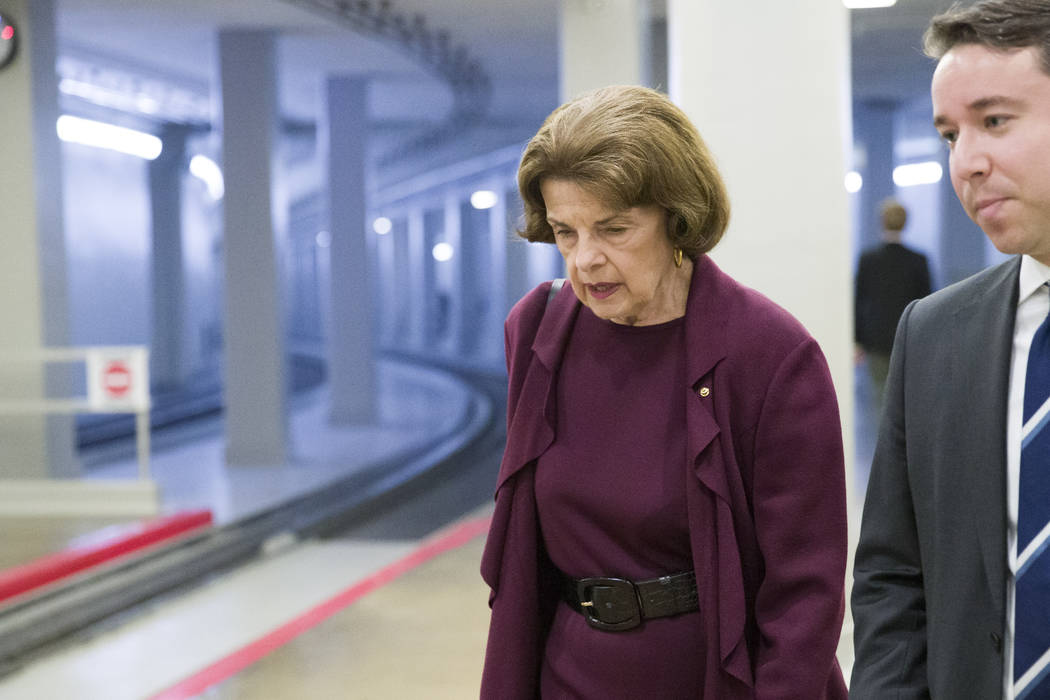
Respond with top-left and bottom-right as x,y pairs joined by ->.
541,178 -> 689,326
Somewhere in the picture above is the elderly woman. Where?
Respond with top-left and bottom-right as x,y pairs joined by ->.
480,85 -> 847,699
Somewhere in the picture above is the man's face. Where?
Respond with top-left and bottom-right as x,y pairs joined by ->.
932,44 -> 1050,266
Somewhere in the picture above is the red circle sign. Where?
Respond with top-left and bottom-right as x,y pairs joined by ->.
102,361 -> 132,397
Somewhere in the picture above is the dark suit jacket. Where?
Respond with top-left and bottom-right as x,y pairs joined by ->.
851,256 -> 1020,699
855,242 -> 932,354
480,256 -> 848,699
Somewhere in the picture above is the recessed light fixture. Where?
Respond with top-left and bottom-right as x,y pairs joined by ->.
372,217 -> 392,235
432,242 -> 454,262
56,115 -> 162,160
893,161 -> 943,187
189,155 -> 224,200
845,171 -> 863,194
843,0 -> 896,8
470,190 -> 498,210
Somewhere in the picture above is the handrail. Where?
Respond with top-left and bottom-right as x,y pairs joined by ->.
0,346 -> 152,479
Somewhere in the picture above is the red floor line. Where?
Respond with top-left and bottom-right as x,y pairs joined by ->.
0,510 -> 213,605
149,513 -> 493,700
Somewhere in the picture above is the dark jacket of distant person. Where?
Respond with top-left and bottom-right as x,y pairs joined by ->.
855,242 -> 932,354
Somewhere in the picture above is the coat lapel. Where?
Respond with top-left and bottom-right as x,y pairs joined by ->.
684,257 -> 730,478
501,259 -> 729,492
683,258 -> 758,686
496,282 -> 580,491
949,257 -> 1019,619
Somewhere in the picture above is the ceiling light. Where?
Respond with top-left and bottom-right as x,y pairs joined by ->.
470,190 -> 498,209
893,161 -> 943,187
373,217 -> 393,235
432,242 -> 454,262
843,0 -> 896,7
189,155 -> 224,200
56,115 -> 162,160
845,171 -> 863,194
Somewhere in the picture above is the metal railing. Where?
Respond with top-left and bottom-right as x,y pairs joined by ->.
0,346 -> 151,478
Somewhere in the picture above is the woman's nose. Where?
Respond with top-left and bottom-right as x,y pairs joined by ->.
574,234 -> 605,269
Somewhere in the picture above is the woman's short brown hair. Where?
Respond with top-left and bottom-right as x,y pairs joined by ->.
516,85 -> 730,259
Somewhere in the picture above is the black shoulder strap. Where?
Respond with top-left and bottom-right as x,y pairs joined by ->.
547,278 -> 566,307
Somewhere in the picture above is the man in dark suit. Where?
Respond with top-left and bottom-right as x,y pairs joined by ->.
854,199 -> 932,406
851,1 -> 1050,699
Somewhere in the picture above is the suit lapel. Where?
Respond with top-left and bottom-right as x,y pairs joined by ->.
949,257 -> 1019,617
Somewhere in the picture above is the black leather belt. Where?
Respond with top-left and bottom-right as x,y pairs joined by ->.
560,570 -> 699,632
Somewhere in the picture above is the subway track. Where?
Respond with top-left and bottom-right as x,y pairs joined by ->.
0,360 -> 507,679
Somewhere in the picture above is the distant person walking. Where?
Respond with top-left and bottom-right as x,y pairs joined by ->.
854,199 -> 932,406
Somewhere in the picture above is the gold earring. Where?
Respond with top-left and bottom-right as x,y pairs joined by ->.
673,247 -> 683,267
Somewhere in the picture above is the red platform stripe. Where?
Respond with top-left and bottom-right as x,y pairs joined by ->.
0,509 -> 213,605
149,513 -> 492,700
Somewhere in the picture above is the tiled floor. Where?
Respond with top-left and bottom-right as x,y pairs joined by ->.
200,519 -> 492,700
0,508 -> 494,700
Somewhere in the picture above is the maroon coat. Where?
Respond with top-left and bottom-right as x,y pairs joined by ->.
480,255 -> 848,699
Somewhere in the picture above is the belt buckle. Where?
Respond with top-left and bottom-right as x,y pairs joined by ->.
575,577 -> 641,631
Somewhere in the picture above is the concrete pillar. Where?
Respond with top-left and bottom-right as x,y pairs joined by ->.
440,195 -> 463,356
0,0 -> 75,478
404,208 -> 427,350
458,197 -> 492,358
855,100 -> 897,255
423,208 -> 445,346
503,186 -> 532,313
385,216 -> 408,348
322,76 -> 376,423
668,0 -> 852,424
374,218 -> 397,348
217,30 -> 288,464
149,124 -> 191,390
667,0 -> 855,662
487,184 -> 512,360
560,0 -> 647,100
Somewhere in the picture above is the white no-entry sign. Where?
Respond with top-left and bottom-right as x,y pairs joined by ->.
87,348 -> 149,412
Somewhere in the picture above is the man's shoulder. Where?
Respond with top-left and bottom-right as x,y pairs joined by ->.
858,242 -> 922,266
909,256 -> 1019,323
877,242 -> 928,263
900,245 -> 929,264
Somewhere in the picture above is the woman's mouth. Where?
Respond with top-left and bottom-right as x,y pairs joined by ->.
587,283 -> 620,300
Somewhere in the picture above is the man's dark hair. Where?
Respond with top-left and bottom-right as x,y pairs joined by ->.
924,0 -> 1050,75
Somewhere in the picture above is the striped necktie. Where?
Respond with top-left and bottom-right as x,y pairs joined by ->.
1015,283 -> 1050,700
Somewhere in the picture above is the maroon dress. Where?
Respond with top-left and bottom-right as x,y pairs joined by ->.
534,307 -> 704,698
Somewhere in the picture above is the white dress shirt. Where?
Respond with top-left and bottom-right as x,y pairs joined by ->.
1005,255 -> 1050,699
